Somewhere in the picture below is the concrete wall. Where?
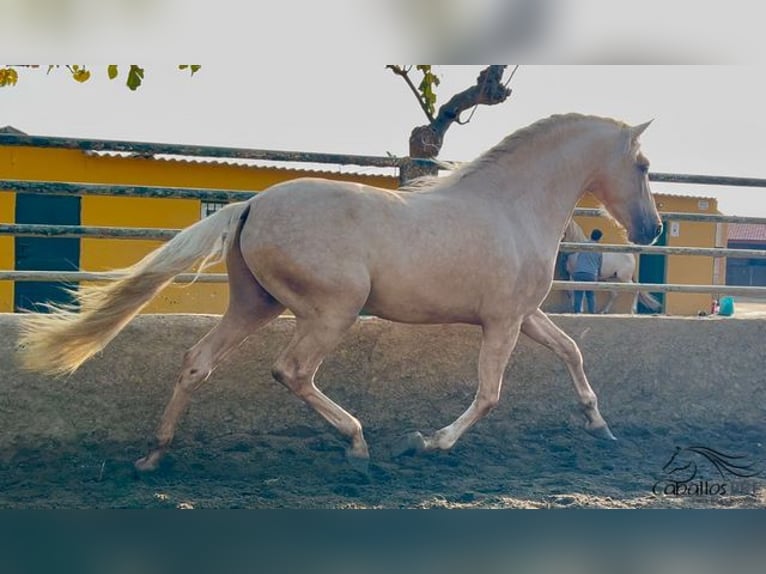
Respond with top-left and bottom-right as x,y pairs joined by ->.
1,313 -> 763,457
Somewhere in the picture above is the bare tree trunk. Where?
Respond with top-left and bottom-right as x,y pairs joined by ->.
399,65 -> 513,185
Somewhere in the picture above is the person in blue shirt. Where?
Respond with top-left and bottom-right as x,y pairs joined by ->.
572,228 -> 603,313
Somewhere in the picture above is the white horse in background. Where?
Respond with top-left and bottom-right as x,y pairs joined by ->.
562,219 -> 662,314
18,113 -> 662,473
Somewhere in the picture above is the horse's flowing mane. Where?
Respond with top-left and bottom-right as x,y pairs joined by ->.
401,113 -> 628,192
401,113 -> 627,191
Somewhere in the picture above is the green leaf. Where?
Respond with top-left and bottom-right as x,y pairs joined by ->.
126,65 -> 145,91
416,65 -> 440,117
179,65 -> 201,76
107,65 -> 118,80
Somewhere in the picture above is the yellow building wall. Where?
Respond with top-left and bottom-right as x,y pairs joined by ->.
0,144 -> 398,313
79,196 -> 232,314
658,196 -> 719,316
0,189 -> 14,311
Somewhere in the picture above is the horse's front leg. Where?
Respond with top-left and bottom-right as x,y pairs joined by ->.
398,319 -> 521,454
271,314 -> 370,471
520,308 -> 615,440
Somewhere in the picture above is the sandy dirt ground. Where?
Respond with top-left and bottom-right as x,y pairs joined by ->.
1,419 -> 763,509
1,314 -> 764,509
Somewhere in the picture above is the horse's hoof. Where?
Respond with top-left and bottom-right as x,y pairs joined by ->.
345,451 -> 370,475
392,431 -> 427,457
586,423 -> 617,441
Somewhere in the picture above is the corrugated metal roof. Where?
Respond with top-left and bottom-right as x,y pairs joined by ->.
82,150 -> 398,179
652,191 -> 717,202
728,223 -> 766,242
0,125 -> 27,135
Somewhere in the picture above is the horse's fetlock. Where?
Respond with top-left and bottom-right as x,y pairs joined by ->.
581,393 -> 598,411
476,393 -> 500,415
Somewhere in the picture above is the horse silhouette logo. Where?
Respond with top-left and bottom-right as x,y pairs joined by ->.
653,445 -> 760,496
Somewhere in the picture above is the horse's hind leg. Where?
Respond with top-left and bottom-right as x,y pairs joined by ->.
135,313 -> 253,471
520,308 -> 615,440
134,296 -> 283,471
135,212 -> 285,471
271,315 -> 369,467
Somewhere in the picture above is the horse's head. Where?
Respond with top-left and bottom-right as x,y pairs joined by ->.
587,120 -> 662,245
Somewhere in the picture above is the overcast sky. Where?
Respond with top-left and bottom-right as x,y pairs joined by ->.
2,65 -> 765,217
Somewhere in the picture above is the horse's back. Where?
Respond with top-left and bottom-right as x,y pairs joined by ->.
257,177 -> 404,210
237,177 -> 532,323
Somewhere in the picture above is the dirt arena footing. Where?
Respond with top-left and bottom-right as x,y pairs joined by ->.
1,313 -> 763,509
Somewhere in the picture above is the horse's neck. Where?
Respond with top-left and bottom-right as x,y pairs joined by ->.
453,145 -> 597,247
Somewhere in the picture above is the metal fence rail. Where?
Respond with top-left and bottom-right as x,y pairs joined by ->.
573,207 -> 766,225
4,271 -> 766,298
0,179 -> 254,202
558,281 -> 766,296
3,223 -> 766,260
558,242 -> 766,259
0,223 -> 176,240
0,271 -> 227,283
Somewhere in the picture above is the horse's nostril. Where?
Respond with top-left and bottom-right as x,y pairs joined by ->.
655,223 -> 663,237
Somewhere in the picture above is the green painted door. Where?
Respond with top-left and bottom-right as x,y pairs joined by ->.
637,225 -> 667,314
14,194 -> 81,312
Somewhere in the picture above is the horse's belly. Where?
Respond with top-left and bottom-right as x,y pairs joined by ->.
363,285 -> 482,325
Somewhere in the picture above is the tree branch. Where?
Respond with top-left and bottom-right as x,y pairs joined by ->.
402,65 -> 515,183
431,65 -> 511,138
386,65 -> 435,123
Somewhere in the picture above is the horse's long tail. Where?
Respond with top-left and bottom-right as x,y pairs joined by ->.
637,291 -> 662,312
17,201 -> 251,376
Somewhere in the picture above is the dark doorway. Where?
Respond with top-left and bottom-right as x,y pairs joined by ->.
14,193 -> 81,312
637,225 -> 667,314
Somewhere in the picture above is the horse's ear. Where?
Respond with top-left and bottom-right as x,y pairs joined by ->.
630,120 -> 653,139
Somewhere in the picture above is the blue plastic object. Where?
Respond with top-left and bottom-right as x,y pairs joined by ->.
718,296 -> 734,316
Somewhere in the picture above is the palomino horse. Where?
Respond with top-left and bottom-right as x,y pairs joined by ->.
562,219 -> 662,314
18,114 -> 662,472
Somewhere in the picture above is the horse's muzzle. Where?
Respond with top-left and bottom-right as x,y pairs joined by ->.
630,220 -> 663,245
